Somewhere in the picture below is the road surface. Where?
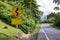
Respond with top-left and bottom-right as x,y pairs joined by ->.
37,23 -> 60,40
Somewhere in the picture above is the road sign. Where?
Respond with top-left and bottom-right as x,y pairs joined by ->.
11,6 -> 23,25
11,19 -> 22,25
12,7 -> 22,17
11,6 -> 23,40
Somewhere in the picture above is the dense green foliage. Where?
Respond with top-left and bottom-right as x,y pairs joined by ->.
47,12 -> 60,27
0,0 -> 43,34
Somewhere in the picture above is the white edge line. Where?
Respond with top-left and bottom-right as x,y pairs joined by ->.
42,29 -> 49,40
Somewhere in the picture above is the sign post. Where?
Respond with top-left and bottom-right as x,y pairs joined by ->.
11,6 -> 22,40
16,25 -> 19,40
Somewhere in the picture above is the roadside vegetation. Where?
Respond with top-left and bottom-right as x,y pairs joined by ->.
47,12 -> 60,29
0,0 -> 43,40
33,23 -> 40,40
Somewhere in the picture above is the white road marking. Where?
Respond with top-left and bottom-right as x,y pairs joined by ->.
42,29 -> 49,40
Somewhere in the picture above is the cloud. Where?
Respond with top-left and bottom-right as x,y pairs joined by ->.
36,0 -> 57,15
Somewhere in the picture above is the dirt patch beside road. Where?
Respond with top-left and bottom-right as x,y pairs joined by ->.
20,33 -> 33,40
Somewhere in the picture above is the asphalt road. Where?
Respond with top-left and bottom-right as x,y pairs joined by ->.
37,23 -> 60,40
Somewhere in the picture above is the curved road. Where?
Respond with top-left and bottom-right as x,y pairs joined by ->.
37,23 -> 60,40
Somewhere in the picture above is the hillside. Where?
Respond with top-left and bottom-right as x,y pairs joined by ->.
0,20 -> 24,40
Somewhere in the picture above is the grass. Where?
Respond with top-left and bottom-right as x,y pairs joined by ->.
0,20 -> 24,40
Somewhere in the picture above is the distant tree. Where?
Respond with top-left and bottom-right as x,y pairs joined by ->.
54,12 -> 60,26
47,12 -> 56,19
53,0 -> 60,5
54,6 -> 59,10
47,12 -> 60,27
53,0 -> 60,10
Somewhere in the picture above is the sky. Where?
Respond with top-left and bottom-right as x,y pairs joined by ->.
36,0 -> 60,15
